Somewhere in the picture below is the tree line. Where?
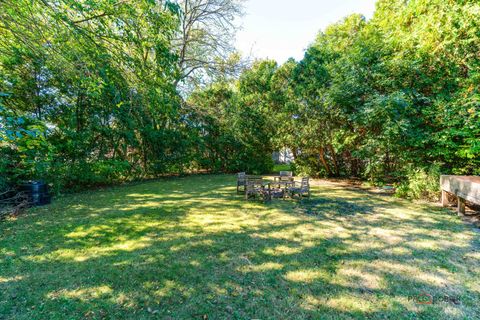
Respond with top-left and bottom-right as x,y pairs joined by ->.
0,0 -> 250,192
191,0 -> 480,199
1,0 -> 479,198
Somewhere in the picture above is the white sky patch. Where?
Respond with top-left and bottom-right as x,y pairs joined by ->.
236,0 -> 377,63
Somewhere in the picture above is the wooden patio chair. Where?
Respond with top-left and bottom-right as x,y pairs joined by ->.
237,172 -> 247,194
288,177 -> 311,200
245,177 -> 271,201
279,171 -> 293,177
274,171 -> 294,194
278,171 -> 294,182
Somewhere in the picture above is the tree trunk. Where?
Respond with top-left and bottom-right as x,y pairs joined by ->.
328,144 -> 340,176
291,147 -> 298,161
319,147 -> 332,176
348,151 -> 359,177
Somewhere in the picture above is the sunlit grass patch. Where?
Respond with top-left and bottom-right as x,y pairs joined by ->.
47,286 -> 114,301
284,269 -> 329,283
0,175 -> 479,319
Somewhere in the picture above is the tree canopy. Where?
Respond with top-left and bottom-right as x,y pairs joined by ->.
1,0 -> 479,196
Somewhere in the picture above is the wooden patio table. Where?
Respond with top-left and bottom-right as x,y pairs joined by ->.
269,176 -> 295,199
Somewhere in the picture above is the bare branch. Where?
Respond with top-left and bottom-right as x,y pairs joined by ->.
173,0 -> 245,92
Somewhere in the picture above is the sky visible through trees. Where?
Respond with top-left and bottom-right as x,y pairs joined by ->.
237,0 -> 376,62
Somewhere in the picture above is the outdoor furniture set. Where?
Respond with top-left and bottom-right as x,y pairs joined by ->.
237,171 -> 310,201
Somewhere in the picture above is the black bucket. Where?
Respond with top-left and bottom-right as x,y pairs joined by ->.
20,181 -> 51,206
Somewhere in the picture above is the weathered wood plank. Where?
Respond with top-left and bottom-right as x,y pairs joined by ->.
441,175 -> 480,204
440,175 -> 480,215
458,197 -> 466,216
441,190 -> 449,207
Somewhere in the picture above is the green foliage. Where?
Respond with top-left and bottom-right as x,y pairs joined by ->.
0,0 -> 184,190
0,98 -> 51,189
240,0 -> 479,194
188,0 -> 480,191
396,165 -> 441,201
291,156 -> 324,178
2,0 -> 480,195
188,77 -> 274,174
0,0 -> 249,191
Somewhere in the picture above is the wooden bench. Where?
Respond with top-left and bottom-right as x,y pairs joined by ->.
441,175 -> 480,215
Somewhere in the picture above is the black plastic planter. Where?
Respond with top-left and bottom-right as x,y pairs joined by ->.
20,181 -> 51,206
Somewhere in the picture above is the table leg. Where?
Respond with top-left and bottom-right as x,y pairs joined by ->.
441,190 -> 449,207
457,196 -> 466,216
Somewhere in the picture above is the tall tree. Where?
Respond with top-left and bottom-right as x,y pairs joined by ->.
174,0 -> 245,92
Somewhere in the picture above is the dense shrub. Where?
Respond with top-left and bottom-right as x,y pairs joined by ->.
395,165 -> 441,201
291,154 -> 325,178
250,0 -> 480,186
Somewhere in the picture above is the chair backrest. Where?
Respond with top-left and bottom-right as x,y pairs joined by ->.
301,177 -> 310,189
279,171 -> 293,182
237,172 -> 246,183
280,171 -> 293,177
246,177 -> 263,191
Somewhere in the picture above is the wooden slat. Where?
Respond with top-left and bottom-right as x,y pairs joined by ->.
440,175 -> 480,204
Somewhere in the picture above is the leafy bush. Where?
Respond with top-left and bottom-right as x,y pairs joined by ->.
0,103 -> 52,190
291,154 -> 326,178
395,165 -> 441,202
57,160 -> 132,190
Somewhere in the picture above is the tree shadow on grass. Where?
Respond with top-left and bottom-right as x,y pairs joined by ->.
1,175 -> 479,320
298,197 -> 376,217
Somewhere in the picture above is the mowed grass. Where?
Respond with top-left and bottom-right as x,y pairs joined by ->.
1,175 -> 479,320
272,164 -> 291,173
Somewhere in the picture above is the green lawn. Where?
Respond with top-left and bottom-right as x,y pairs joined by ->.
272,163 -> 291,173
1,175 -> 479,319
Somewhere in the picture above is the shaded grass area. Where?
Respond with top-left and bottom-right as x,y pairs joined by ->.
1,175 -> 479,319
